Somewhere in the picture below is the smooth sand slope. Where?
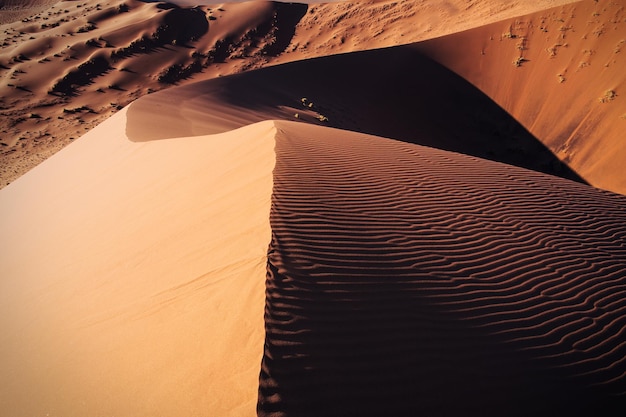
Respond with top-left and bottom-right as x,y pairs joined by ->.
260,120 -> 626,417
416,0 -> 626,194
0,107 -> 275,416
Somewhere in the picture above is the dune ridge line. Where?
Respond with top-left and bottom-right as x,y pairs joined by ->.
259,120 -> 626,416
0,111 -> 277,416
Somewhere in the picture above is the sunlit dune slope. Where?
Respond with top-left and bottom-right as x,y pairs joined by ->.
260,120 -> 626,417
0,109 -> 275,416
416,0 -> 626,194
127,44 -> 583,183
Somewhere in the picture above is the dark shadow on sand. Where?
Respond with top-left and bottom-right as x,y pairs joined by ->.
128,44 -> 585,183
258,125 -> 626,416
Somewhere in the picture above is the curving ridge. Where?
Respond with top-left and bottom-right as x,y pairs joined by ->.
259,120 -> 626,416
125,45 -> 584,184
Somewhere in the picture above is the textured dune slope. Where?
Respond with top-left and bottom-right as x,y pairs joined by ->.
259,120 -> 626,417
2,84 -> 626,415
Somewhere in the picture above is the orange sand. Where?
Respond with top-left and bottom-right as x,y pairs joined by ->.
1,1 -> 626,416
1,0 -> 581,188
0,108 -> 275,416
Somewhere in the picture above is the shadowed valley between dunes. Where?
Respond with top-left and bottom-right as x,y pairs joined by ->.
126,44 -> 584,183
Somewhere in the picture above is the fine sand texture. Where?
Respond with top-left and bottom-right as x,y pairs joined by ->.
260,120 -> 626,417
0,108 -> 275,416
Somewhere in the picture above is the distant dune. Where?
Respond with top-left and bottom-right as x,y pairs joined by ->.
416,0 -> 626,194
126,43 -> 585,183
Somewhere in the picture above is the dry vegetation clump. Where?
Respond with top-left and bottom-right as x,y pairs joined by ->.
513,56 -> 528,67
599,89 -> 617,103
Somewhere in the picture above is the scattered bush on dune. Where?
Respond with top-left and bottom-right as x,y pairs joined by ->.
49,55 -> 110,96
513,56 -> 528,67
156,59 -> 203,84
599,89 -> 617,103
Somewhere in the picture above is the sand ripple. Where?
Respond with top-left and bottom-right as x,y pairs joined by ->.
259,121 -> 626,416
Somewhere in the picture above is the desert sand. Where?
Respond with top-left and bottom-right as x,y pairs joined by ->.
1,0 -> 581,188
1,0 -> 626,416
415,0 -> 626,194
0,107 -> 275,416
260,120 -> 626,416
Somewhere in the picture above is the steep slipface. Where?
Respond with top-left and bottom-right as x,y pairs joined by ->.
259,121 -> 626,417
126,45 -> 583,183
416,0 -> 626,194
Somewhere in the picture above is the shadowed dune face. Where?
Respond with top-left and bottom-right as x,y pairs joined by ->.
127,45 -> 584,183
259,121 -> 626,417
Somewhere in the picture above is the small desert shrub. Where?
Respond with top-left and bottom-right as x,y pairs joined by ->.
599,89 -> 617,103
513,57 -> 527,67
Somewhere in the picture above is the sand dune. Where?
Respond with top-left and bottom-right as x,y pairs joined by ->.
0,108 -> 275,416
416,0 -> 626,194
260,120 -> 626,416
1,0 -> 581,188
2,0 -> 626,416
0,77 -> 626,416
3,74 -> 626,415
126,44 -> 583,183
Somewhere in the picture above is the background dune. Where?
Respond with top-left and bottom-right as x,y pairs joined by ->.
416,0 -> 626,194
1,0 -> 581,188
126,44 -> 584,183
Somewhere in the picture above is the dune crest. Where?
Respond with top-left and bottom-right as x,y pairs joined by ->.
260,120 -> 626,416
0,109 -> 275,416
